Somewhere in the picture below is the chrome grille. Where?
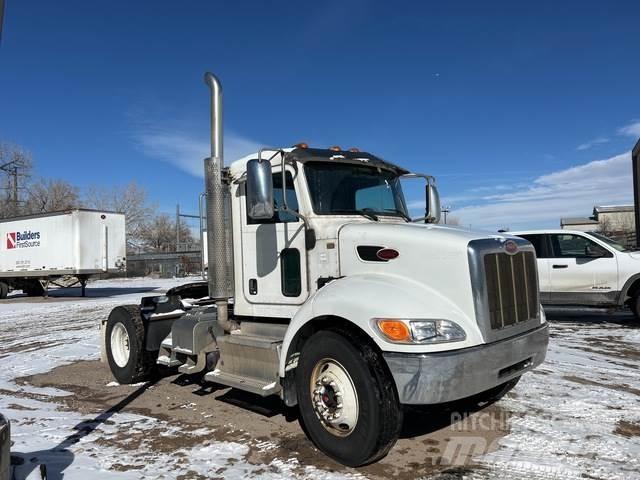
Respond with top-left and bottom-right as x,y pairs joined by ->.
483,251 -> 538,330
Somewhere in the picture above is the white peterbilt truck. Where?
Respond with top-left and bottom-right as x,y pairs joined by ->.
103,72 -> 549,466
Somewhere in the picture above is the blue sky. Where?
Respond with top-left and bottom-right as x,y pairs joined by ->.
1,0 -> 639,231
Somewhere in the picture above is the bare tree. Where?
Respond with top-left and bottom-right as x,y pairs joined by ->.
141,215 -> 193,252
597,216 -> 613,236
24,179 -> 79,214
84,182 -> 155,251
141,214 -> 174,252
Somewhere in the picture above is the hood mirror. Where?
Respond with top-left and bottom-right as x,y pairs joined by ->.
246,159 -> 274,219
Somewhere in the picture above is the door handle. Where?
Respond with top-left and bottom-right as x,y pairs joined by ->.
552,264 -> 568,269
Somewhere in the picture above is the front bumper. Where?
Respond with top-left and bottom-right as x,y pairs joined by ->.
383,324 -> 548,405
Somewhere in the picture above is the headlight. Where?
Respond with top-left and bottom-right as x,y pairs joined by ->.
374,318 -> 466,344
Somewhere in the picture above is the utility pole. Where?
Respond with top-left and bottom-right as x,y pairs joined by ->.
442,205 -> 451,224
0,160 -> 25,215
175,203 -> 200,252
176,204 -> 180,252
0,0 -> 6,44
12,166 -> 18,206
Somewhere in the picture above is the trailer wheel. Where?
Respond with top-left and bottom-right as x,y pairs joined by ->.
296,330 -> 402,467
105,305 -> 157,384
0,282 -> 7,299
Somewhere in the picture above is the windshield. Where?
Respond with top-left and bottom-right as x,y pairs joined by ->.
304,161 -> 409,218
588,232 -> 629,252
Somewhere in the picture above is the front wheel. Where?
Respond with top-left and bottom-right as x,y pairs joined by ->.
105,305 -> 158,384
296,330 -> 402,467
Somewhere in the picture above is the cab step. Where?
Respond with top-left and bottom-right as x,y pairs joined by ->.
204,370 -> 280,396
203,332 -> 282,397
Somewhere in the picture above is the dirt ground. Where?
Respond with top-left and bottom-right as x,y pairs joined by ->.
15,359 -> 511,480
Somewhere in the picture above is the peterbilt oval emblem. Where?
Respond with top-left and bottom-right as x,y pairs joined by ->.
504,240 -> 518,255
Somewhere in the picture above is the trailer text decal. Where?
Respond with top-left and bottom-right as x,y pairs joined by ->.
6,231 -> 41,249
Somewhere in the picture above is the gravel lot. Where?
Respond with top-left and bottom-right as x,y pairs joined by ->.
1,278 -> 639,479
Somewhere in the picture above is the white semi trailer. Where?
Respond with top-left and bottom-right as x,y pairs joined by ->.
0,209 -> 126,298
102,73 -> 548,466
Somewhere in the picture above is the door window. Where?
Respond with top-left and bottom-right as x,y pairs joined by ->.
247,171 -> 299,224
280,248 -> 302,297
518,234 -> 549,258
549,234 -> 611,258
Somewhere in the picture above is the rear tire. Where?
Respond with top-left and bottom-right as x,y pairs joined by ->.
105,305 -> 158,384
0,282 -> 8,299
631,292 -> 640,322
296,330 -> 402,467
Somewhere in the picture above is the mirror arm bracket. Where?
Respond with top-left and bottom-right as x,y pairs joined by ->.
402,173 -> 440,223
257,148 -> 315,247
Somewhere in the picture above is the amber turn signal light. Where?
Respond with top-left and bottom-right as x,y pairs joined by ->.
376,319 -> 411,342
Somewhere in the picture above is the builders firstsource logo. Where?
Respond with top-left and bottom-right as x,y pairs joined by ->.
6,230 -> 41,249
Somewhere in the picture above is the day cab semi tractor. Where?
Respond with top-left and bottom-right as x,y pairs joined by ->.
102,72 -> 549,466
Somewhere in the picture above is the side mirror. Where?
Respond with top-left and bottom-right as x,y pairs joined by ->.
246,159 -> 274,219
425,182 -> 441,224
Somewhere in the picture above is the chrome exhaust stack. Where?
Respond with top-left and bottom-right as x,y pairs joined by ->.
204,72 -> 237,332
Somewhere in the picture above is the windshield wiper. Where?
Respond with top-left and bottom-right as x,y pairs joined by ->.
331,209 -> 379,221
383,208 -> 412,222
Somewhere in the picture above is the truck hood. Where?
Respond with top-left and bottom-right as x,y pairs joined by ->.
338,222 -> 503,258
337,222 -> 515,324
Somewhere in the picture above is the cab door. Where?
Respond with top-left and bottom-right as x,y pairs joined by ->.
547,233 -> 618,305
240,167 -> 309,305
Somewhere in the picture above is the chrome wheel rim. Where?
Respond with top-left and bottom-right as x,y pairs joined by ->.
111,322 -> 131,368
310,358 -> 359,437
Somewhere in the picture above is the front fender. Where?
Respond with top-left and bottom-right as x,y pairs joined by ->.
279,273 -> 482,377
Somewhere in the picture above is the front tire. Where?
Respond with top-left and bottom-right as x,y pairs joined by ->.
296,330 -> 402,467
105,305 -> 158,384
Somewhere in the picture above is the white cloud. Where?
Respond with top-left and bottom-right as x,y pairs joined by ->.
134,128 -> 262,178
451,151 -> 633,231
576,137 -> 609,151
618,120 -> 640,138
